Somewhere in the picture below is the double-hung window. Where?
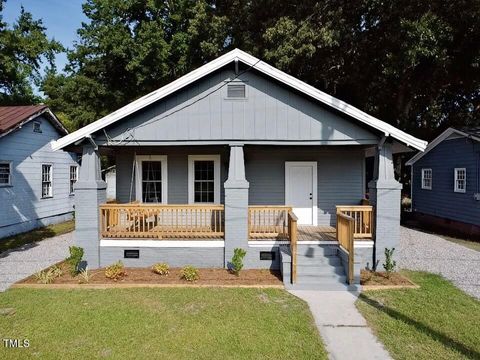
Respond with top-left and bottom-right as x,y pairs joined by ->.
188,155 -> 220,204
0,161 -> 12,186
421,168 -> 432,190
454,168 -> 466,193
135,155 -> 168,203
70,166 -> 78,195
42,164 -> 53,198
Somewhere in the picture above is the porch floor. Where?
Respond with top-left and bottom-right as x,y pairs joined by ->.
249,225 -> 337,241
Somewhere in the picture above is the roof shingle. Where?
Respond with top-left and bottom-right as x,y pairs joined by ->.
0,105 -> 48,135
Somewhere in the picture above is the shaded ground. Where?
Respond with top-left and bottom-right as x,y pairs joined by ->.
0,232 -> 73,291
399,226 -> 480,299
19,262 -> 283,286
357,271 -> 480,360
0,288 -> 327,359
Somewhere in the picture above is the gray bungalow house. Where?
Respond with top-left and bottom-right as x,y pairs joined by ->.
406,127 -> 480,238
53,49 -> 426,288
0,106 -> 78,238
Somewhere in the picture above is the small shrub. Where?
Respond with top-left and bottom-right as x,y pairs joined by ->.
105,261 -> 127,281
78,269 -> 91,284
231,248 -> 247,276
34,265 -> 63,284
181,265 -> 199,282
67,246 -> 84,276
383,248 -> 397,278
152,263 -> 169,276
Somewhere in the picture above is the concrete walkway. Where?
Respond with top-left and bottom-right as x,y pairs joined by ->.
290,290 -> 391,360
0,232 -> 74,291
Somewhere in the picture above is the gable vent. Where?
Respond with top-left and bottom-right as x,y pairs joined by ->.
227,84 -> 246,98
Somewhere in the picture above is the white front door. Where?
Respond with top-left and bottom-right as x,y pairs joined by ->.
285,162 -> 317,225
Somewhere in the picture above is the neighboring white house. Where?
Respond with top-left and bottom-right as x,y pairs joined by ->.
0,106 -> 78,238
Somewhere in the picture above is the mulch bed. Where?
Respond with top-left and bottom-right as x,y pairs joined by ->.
361,270 -> 418,290
17,261 -> 283,288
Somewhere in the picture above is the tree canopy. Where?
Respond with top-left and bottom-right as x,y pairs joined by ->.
8,0 -> 480,139
0,0 -> 62,105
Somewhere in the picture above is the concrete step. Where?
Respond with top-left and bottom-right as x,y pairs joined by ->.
296,255 -> 341,266
285,283 -> 361,291
297,265 -> 345,276
295,274 -> 347,285
296,245 -> 338,257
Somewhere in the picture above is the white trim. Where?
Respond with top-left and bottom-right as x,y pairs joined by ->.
354,240 -> 374,248
188,155 -> 221,204
0,160 -> 12,187
454,168 -> 467,193
421,168 -> 432,190
407,127 -> 480,166
52,49 -> 427,151
41,163 -> 53,198
69,165 -> 78,195
285,161 -> 318,226
100,240 -> 224,248
248,240 -> 338,246
135,155 -> 168,203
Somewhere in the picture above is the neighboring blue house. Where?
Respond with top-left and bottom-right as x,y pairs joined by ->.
53,49 -> 426,288
406,127 -> 480,238
0,106 -> 78,238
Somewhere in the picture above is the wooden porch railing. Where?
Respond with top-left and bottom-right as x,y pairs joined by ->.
336,212 -> 354,284
336,205 -> 373,238
288,210 -> 298,283
248,206 -> 292,239
100,204 -> 224,239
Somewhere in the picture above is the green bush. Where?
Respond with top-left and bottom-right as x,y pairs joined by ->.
105,261 -> 127,281
383,248 -> 397,278
67,246 -> 84,276
181,266 -> 199,282
34,265 -> 63,284
152,263 -> 169,276
231,248 -> 247,276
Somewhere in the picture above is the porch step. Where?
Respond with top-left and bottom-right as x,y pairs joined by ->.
285,283 -> 361,291
296,245 -> 338,257
296,264 -> 345,276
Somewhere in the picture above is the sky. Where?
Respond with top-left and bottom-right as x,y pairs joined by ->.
2,0 -> 88,72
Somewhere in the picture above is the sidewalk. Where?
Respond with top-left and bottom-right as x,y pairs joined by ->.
290,290 -> 391,360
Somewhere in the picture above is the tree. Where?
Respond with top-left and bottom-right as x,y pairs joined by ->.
0,0 -> 62,105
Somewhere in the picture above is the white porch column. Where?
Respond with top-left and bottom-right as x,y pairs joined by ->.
74,144 -> 106,268
223,145 -> 249,268
368,140 -> 402,267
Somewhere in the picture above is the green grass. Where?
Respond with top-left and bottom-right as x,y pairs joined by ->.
356,271 -> 480,360
0,288 -> 327,359
0,220 -> 75,253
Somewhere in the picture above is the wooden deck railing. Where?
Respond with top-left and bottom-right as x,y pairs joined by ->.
336,212 -> 354,284
248,206 -> 292,239
100,204 -> 224,239
288,210 -> 298,284
336,205 -> 373,238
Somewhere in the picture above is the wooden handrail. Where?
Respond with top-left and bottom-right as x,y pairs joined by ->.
248,206 -> 292,239
100,204 -> 224,239
336,212 -> 354,284
288,210 -> 298,284
336,205 -> 373,239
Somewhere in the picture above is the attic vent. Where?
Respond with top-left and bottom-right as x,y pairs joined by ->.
227,84 -> 246,98
33,121 -> 42,133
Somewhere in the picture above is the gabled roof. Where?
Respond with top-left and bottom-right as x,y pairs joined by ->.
52,49 -> 427,151
0,105 -> 68,139
406,127 -> 480,166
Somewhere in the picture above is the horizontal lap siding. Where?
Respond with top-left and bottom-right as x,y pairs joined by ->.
412,137 -> 480,226
0,117 -> 77,233
245,146 -> 365,226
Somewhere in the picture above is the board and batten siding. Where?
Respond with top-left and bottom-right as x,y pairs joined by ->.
412,137 -> 480,226
101,67 -> 379,144
0,117 -> 77,238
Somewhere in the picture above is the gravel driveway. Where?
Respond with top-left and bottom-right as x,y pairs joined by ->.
0,232 -> 74,291
399,226 -> 480,299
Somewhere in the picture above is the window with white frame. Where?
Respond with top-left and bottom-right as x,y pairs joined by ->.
41,164 -> 53,198
188,155 -> 220,204
135,155 -> 168,203
69,166 -> 78,194
421,168 -> 432,190
0,161 -> 12,186
454,168 -> 466,193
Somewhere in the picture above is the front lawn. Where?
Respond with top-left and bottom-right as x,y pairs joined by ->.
0,220 -> 75,253
0,288 -> 327,359
356,271 -> 480,360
